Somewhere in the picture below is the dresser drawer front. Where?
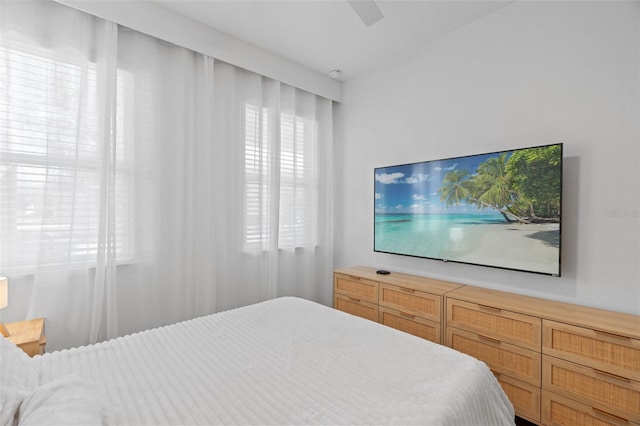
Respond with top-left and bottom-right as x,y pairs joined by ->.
543,320 -> 640,382
334,274 -> 378,303
447,328 -> 541,386
334,295 -> 378,322
379,284 -> 440,321
380,306 -> 440,343
542,390 -> 638,426
447,298 -> 541,350
496,374 -> 540,423
543,356 -> 640,423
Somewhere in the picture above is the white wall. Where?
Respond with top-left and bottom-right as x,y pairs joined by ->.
334,1 -> 640,315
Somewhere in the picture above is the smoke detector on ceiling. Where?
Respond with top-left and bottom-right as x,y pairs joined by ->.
329,69 -> 342,79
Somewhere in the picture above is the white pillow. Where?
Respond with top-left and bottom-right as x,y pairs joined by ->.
0,336 -> 38,426
18,375 -> 103,426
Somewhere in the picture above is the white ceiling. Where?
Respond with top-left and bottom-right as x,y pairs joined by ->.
150,0 -> 514,81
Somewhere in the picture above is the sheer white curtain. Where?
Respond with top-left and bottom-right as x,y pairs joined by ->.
211,64 -> 334,312
0,0 -> 333,350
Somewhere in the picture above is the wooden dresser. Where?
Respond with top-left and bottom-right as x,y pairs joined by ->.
334,267 -> 640,425
541,319 -> 640,425
334,266 -> 463,344
446,287 -> 543,423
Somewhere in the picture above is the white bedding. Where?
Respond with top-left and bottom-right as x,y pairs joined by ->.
2,297 -> 514,425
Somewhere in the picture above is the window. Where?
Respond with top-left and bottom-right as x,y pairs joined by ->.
243,103 -> 271,250
243,103 -> 318,251
0,46 -> 134,270
278,110 -> 317,249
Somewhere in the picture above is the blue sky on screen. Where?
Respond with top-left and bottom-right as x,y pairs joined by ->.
374,151 -> 507,215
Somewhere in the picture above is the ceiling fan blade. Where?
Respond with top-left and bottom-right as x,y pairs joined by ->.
347,0 -> 384,27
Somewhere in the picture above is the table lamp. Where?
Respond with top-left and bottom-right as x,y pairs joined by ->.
0,277 -> 9,337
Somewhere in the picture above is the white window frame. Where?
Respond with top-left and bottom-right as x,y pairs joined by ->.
0,44 -> 135,271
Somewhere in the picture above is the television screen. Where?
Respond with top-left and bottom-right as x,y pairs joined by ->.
374,143 -> 562,276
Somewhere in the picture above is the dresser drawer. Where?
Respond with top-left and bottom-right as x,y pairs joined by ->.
496,373 -> 541,423
542,390 -> 639,426
447,298 -> 541,351
542,356 -> 640,423
379,283 -> 440,322
334,294 -> 378,322
379,306 -> 440,343
447,327 -> 541,386
334,273 -> 378,303
543,320 -> 640,382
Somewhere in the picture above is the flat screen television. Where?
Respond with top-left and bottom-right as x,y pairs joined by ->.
374,143 -> 562,276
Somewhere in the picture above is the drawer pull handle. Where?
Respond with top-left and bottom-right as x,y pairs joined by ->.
594,329 -> 631,341
593,368 -> 631,383
478,335 -> 501,345
592,407 -> 629,424
348,297 -> 361,303
399,311 -> 415,319
398,287 -> 415,293
478,304 -> 501,313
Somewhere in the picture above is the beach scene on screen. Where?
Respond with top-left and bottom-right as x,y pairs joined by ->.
374,145 -> 562,275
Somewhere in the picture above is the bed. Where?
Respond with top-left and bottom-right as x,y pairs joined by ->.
1,297 -> 514,425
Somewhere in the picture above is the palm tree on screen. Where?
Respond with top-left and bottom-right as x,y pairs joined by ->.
438,169 -> 473,207
438,146 -> 561,224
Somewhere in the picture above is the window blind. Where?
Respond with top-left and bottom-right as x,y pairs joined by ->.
243,103 -> 271,251
243,103 -> 318,251
278,110 -> 317,249
0,46 -> 134,270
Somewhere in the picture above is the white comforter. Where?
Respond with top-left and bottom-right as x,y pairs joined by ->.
5,297 -> 514,425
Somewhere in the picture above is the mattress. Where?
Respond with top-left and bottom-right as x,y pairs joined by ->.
2,297 -> 514,425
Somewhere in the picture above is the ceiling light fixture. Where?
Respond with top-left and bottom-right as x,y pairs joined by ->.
329,69 -> 342,79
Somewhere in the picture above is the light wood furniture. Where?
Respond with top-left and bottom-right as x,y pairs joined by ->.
446,286 -> 544,423
445,285 -> 640,425
334,267 -> 640,425
542,320 -> 640,426
334,269 -> 379,322
5,318 -> 46,357
334,266 -> 463,344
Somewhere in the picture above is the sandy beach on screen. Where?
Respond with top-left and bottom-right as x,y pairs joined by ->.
454,222 -> 560,274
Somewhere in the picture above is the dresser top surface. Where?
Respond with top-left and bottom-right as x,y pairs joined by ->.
335,266 -> 464,294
